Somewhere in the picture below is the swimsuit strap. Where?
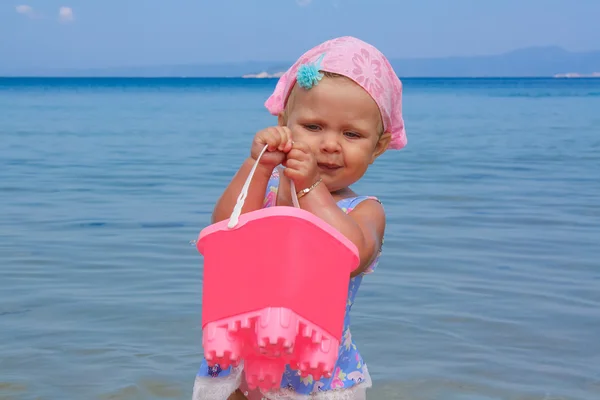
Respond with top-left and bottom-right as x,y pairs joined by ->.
338,195 -> 382,213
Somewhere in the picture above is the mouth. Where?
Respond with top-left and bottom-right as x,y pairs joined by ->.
317,163 -> 342,171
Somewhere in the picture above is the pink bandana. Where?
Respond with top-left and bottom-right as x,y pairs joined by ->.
264,36 -> 407,150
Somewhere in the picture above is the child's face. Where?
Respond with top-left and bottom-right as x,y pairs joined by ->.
279,76 -> 391,193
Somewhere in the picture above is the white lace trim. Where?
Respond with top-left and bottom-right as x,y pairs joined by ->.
261,379 -> 370,400
192,365 -> 243,400
192,364 -> 372,400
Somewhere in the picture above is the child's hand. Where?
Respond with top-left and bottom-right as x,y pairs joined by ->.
251,126 -> 294,167
283,141 -> 320,192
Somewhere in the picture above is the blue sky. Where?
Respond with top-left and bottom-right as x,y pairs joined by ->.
2,0 -> 599,69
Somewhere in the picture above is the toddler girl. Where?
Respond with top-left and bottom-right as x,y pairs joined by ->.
193,36 -> 407,400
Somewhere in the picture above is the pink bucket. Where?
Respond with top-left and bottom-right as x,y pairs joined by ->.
196,145 -> 359,391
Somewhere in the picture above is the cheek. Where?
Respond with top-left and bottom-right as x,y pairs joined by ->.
290,125 -> 318,147
288,122 -> 303,139
345,147 -> 373,168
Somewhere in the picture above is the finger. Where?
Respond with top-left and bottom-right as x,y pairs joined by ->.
283,166 -> 302,181
291,140 -> 311,153
283,136 -> 294,153
284,158 -> 303,171
286,148 -> 310,161
282,126 -> 294,145
277,126 -> 294,152
262,128 -> 281,151
274,127 -> 290,152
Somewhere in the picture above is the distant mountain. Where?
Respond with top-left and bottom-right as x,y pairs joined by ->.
1,46 -> 599,77
388,46 -> 600,77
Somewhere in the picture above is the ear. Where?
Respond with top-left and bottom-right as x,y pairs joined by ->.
370,132 -> 391,164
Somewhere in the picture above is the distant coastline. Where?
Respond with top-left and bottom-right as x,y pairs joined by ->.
242,71 -> 285,79
1,46 -> 599,78
553,72 -> 600,78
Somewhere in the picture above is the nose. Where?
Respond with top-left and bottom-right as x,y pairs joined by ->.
319,131 -> 341,153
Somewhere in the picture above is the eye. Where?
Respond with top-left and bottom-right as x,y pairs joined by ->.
344,131 -> 361,139
304,124 -> 320,131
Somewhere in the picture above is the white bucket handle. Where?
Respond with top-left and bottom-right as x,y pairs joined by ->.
228,144 -> 299,228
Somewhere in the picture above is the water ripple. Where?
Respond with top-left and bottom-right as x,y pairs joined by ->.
1,78 -> 600,399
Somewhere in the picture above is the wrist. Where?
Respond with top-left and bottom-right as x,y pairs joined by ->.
296,175 -> 323,200
244,157 -> 274,178
297,177 -> 334,210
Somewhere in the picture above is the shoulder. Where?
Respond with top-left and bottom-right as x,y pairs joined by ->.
341,195 -> 386,235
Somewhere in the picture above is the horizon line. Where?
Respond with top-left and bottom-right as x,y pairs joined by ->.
2,75 -> 598,79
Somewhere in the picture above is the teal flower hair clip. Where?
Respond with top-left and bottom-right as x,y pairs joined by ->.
296,53 -> 326,90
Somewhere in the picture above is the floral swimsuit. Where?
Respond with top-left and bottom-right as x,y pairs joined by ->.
193,169 -> 382,400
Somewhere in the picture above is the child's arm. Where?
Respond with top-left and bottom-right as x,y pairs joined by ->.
212,126 -> 293,223
297,183 -> 384,277
211,158 -> 274,223
283,142 -> 384,276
